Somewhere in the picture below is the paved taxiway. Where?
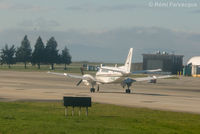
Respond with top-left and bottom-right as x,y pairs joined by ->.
0,71 -> 200,114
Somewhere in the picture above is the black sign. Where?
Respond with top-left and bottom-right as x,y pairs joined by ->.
63,96 -> 91,107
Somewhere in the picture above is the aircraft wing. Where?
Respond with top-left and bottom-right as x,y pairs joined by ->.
133,75 -> 172,82
100,67 -> 162,74
47,71 -> 97,82
66,74 -> 86,79
47,71 -> 85,79
47,71 -> 67,76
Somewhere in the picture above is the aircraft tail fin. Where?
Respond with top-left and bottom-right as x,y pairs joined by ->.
124,48 -> 133,73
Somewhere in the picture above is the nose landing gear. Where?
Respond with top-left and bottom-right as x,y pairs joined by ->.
90,85 -> 100,93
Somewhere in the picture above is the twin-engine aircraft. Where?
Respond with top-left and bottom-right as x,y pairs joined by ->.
48,48 -> 171,93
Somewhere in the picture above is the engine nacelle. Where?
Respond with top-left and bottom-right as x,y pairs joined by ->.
122,78 -> 136,87
83,80 -> 90,86
82,74 -> 96,86
121,81 -> 127,88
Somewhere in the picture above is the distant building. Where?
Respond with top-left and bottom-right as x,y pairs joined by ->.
82,64 -> 99,71
131,63 -> 143,71
143,52 -> 184,74
186,56 -> 200,77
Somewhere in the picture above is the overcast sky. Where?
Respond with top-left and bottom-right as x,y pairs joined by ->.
0,0 -> 200,63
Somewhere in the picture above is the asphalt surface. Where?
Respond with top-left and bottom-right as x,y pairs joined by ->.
0,70 -> 200,114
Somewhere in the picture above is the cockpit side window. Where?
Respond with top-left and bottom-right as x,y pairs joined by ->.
101,69 -> 109,73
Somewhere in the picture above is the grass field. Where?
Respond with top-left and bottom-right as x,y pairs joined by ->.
0,62 -> 98,74
0,62 -> 119,72
0,102 -> 199,134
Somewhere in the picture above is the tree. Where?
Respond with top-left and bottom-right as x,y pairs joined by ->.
61,46 -> 71,70
32,36 -> 45,69
16,35 -> 32,69
45,37 -> 59,70
0,44 -> 16,68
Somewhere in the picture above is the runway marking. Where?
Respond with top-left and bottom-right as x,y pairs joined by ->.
141,101 -> 157,103
16,89 -> 25,90
43,92 -> 56,93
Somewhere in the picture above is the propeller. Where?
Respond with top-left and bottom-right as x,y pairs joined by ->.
76,67 -> 84,86
76,79 -> 83,86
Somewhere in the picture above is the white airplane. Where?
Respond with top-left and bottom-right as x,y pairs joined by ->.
48,48 -> 171,93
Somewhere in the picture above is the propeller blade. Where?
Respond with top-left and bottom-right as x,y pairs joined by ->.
97,85 -> 99,92
76,79 -> 83,86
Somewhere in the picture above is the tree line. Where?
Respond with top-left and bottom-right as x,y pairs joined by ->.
0,35 -> 72,70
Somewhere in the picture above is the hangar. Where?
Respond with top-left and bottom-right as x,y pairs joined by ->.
185,56 -> 200,77
142,52 -> 183,74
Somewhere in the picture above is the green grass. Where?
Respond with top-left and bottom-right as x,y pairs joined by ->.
0,102 -> 199,134
0,63 -> 97,74
165,76 -> 179,79
0,62 -> 120,72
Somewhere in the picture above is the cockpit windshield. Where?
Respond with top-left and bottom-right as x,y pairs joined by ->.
99,69 -> 109,73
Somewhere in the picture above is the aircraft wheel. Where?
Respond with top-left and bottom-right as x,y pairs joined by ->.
125,89 -> 131,93
92,88 -> 95,92
90,88 -> 95,93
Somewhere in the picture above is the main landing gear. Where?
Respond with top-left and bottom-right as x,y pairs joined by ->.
90,85 -> 99,93
90,88 -> 95,93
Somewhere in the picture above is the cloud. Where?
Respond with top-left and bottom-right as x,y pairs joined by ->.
102,5 -> 136,11
191,9 -> 200,13
18,18 -> 60,30
0,1 -> 12,9
12,5 -> 53,12
66,4 -> 137,12
0,1 -> 52,12
0,27 -> 200,63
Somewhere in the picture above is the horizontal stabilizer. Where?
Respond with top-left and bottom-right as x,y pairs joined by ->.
132,69 -> 162,74
133,75 -> 172,82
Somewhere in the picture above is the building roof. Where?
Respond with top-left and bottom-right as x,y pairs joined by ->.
142,54 -> 184,57
187,56 -> 200,66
